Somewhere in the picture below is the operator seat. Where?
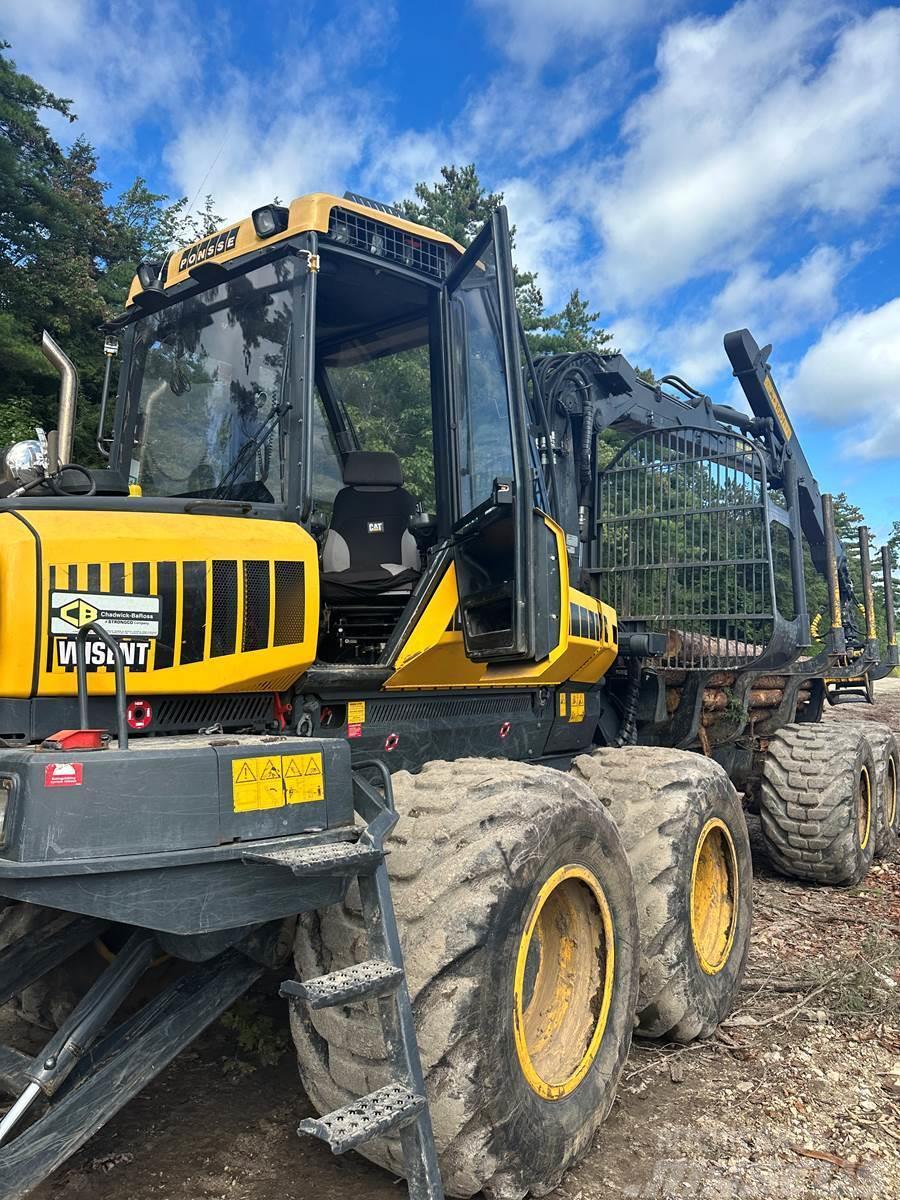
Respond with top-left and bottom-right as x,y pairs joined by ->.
321,451 -> 420,602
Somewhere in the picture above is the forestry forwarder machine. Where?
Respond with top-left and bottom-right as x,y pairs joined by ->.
0,194 -> 897,1200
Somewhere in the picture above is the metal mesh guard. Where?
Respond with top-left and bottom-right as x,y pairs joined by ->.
593,428 -> 776,668
327,207 -> 450,279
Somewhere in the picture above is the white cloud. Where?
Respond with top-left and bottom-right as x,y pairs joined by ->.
615,246 -> 844,386
463,61 -> 619,164
361,131 -> 456,208
589,1 -> 900,303
658,245 -> 845,385
787,298 -> 900,460
493,177 -> 585,305
474,0 -> 663,69
163,2 -> 420,224
163,72 -> 375,225
3,0 -> 205,151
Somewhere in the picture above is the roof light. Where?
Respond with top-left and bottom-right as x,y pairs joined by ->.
252,205 -> 290,239
136,259 -> 163,290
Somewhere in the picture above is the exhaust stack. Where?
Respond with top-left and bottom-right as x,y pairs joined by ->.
40,330 -> 78,467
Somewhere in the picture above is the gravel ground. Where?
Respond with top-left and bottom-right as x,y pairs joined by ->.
8,681 -> 900,1200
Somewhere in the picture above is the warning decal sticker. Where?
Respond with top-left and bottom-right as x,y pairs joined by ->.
231,752 -> 324,812
44,762 -> 83,787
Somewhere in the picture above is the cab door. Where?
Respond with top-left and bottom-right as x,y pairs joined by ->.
443,207 -> 560,664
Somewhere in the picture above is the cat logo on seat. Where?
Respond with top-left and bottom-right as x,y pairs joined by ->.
368,522 -> 385,533
58,598 -> 99,629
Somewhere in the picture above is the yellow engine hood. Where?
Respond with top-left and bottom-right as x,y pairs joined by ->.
0,507 -> 318,698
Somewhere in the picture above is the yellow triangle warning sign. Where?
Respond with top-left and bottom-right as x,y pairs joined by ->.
235,761 -> 257,784
260,758 -> 282,780
283,758 -> 302,778
304,758 -> 322,776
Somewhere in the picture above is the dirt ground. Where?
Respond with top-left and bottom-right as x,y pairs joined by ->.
13,682 -> 900,1200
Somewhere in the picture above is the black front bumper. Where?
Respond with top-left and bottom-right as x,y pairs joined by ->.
0,733 -> 355,935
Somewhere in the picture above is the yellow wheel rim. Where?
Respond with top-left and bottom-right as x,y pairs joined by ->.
887,757 -> 898,830
690,819 -> 739,976
513,865 -> 615,1101
858,765 -> 872,850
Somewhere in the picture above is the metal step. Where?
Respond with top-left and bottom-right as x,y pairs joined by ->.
243,840 -> 383,876
281,959 -> 403,1009
299,1083 -> 426,1154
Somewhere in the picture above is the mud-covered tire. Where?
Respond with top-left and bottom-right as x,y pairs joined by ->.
827,721 -> 900,859
291,758 -> 640,1200
759,723 -> 877,885
571,746 -> 752,1043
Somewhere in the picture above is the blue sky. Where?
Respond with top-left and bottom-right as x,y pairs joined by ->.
6,0 -> 900,538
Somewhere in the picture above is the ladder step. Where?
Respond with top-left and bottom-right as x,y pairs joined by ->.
243,841 -> 383,877
281,959 -> 403,1009
298,1083 -> 426,1155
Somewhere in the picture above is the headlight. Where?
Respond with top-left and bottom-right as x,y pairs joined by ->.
251,205 -> 289,239
0,778 -> 12,848
3,439 -> 45,486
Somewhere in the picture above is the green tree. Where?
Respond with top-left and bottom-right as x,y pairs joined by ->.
801,493 -> 894,651
398,163 -> 613,357
0,40 -> 113,453
0,43 -> 223,461
527,288 -> 614,355
398,164 -> 502,246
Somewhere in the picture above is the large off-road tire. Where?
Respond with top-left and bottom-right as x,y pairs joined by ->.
759,722 -> 877,885
872,726 -> 900,859
828,721 -> 900,860
291,758 -> 640,1200
571,746 -> 752,1043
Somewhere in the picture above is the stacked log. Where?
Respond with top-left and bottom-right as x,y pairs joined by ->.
662,675 -> 813,729
653,629 -> 813,738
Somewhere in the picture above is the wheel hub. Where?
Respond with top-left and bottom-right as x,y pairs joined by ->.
858,766 -> 872,849
690,819 -> 738,975
513,865 -> 614,1101
886,757 -> 897,830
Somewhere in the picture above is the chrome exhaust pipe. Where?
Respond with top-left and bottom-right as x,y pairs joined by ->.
41,330 -> 78,466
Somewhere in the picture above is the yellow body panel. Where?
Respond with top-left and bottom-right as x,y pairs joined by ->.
0,508 -> 319,698
763,373 -> 793,442
127,193 -> 465,307
386,551 -> 617,690
0,515 -> 41,696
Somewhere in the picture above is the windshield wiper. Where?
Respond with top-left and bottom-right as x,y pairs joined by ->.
212,400 -> 290,500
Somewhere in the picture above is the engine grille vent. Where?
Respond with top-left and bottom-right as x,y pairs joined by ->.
46,558 -> 306,678
366,693 -> 533,724
155,693 -> 273,732
326,207 -> 451,279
